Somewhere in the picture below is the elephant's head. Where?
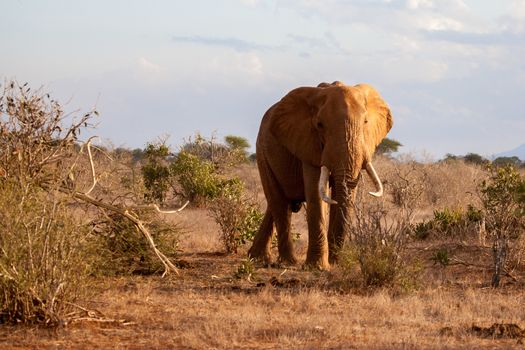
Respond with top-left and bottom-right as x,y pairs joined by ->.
269,81 -> 392,243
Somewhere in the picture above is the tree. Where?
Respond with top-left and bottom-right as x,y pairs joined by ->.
493,156 -> 522,168
224,135 -> 251,163
375,138 -> 402,156
442,153 -> 459,162
225,135 -> 250,151
463,153 -> 488,166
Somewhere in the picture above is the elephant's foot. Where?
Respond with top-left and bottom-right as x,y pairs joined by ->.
304,253 -> 330,271
328,252 -> 339,265
247,246 -> 272,266
277,253 -> 298,267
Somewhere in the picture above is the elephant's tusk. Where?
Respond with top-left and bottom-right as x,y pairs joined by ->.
319,166 -> 338,205
365,162 -> 383,197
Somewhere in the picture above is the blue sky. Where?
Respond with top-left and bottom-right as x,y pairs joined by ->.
1,0 -> 524,158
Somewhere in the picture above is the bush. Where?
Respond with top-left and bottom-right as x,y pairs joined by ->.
208,179 -> 263,253
141,141 -> 173,204
410,206 -> 484,240
171,151 -> 223,205
90,210 -> 181,276
0,81 -> 96,325
0,182 -> 93,325
343,203 -> 419,290
479,165 -> 525,287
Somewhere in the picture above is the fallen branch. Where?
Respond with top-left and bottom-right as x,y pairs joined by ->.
71,191 -> 179,276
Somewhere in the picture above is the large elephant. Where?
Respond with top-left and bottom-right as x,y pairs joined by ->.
248,81 -> 393,270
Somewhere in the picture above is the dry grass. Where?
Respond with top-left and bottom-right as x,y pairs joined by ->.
1,158 -> 525,349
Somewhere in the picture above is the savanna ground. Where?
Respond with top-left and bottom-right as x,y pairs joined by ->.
1,157 -> 525,350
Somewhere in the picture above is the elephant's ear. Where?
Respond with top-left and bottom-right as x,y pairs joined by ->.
268,87 -> 324,166
355,84 -> 393,149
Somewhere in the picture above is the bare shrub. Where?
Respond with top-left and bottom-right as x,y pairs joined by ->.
382,159 -> 425,214
0,81 -> 94,189
378,156 -> 484,215
424,160 -> 484,209
0,82 -> 96,324
0,181 -> 94,325
342,200 -> 419,290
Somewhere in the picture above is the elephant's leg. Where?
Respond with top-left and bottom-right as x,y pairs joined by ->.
248,210 -> 274,264
303,164 -> 330,270
249,152 -> 296,265
273,200 -> 297,265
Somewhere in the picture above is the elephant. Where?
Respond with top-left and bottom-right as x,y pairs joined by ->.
247,81 -> 393,270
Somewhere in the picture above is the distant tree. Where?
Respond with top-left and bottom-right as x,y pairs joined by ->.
131,148 -> 145,162
442,153 -> 459,162
248,153 -> 257,162
375,138 -> 402,156
463,153 -> 489,166
493,156 -> 522,168
225,135 -> 250,151
225,135 -> 250,163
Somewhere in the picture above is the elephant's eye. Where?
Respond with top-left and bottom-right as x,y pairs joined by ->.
317,121 -> 323,129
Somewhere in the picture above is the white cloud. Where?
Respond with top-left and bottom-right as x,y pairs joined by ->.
239,0 -> 261,7
421,16 -> 465,31
406,0 -> 434,10
138,57 -> 161,73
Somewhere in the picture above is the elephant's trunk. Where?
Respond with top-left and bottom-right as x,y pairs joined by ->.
327,171 -> 357,260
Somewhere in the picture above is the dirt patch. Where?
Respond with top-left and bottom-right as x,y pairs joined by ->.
471,323 -> 525,339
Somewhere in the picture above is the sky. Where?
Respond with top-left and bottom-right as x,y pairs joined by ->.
1,0 -> 524,158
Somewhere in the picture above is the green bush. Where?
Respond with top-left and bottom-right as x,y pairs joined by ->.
479,165 -> 525,287
411,205 -> 484,240
433,207 -> 464,233
208,179 -> 263,253
431,249 -> 450,267
141,141 -> 173,204
411,221 -> 434,240
171,151 -> 222,204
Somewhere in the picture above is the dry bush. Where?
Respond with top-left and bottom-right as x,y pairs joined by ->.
378,156 -> 485,215
90,210 -> 181,276
0,181 -> 93,325
0,82 -> 96,324
341,196 -> 420,290
0,82 -> 182,324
